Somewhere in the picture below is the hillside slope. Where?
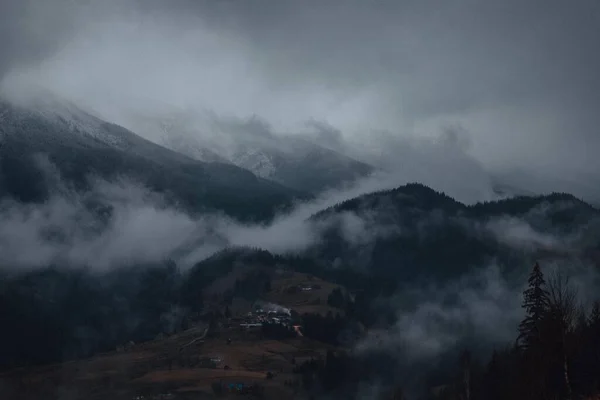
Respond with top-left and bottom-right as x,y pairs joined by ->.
0,96 -> 306,221
308,183 -> 600,281
147,114 -> 375,193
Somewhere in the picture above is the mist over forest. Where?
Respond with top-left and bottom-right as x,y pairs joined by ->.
1,1 -> 599,399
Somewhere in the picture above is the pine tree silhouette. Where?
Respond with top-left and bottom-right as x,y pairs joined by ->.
589,301 -> 600,327
517,262 -> 549,350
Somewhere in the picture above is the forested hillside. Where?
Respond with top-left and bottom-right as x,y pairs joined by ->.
308,184 -> 600,283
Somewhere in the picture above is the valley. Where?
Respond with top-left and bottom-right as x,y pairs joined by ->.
0,87 -> 599,400
0,269 -> 345,400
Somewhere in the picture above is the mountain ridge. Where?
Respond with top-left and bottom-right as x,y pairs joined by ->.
306,182 -> 600,282
148,114 -> 375,193
0,95 -> 307,221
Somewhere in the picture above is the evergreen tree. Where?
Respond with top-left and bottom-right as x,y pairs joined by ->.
263,277 -> 272,293
327,288 -> 346,309
517,262 -> 549,350
460,349 -> 472,400
390,386 -> 406,400
589,301 -> 600,327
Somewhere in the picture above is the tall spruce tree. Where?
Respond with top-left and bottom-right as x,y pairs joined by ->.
517,262 -> 549,350
589,301 -> 600,327
460,349 -> 472,400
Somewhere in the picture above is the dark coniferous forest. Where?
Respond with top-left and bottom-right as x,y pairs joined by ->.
1,2 -> 600,394
1,177 -> 600,399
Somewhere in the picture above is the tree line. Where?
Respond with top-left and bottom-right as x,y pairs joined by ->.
288,262 -> 600,400
433,262 -> 600,400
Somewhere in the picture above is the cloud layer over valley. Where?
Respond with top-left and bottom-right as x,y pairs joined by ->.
1,153 -> 598,279
0,156 -> 402,270
3,5 -> 600,397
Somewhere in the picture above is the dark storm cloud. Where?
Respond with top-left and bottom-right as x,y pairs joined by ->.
205,0 -> 600,181
4,0 -> 599,119
1,0 -> 599,200
0,1 -> 63,76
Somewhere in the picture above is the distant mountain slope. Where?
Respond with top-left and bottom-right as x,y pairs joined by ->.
150,115 -> 374,193
491,169 -> 600,206
222,134 -> 374,194
0,96 -> 306,221
308,183 -> 600,282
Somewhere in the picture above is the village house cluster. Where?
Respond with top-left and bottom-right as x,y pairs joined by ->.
236,306 -> 293,328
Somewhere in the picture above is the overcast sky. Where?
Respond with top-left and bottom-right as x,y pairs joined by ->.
1,0 -> 599,200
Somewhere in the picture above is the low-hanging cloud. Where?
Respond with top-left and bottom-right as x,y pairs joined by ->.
1,0 -> 599,204
0,158 -> 494,272
486,217 -> 566,252
2,0 -> 600,272
354,264 -> 523,360
0,155 -> 420,270
354,258 -> 600,365
0,177 -> 201,270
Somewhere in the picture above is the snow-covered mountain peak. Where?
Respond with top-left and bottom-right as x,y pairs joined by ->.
0,91 -> 128,149
144,114 -> 375,192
